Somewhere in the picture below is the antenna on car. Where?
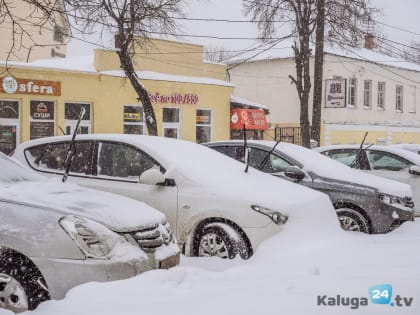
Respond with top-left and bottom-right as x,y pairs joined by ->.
243,124 -> 250,173
62,107 -> 85,183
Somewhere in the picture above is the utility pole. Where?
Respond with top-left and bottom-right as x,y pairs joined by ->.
311,0 -> 325,146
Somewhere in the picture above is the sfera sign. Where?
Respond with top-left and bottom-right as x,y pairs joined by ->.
1,76 -> 61,96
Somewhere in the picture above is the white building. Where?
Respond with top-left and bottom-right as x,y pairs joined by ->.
227,40 -> 420,145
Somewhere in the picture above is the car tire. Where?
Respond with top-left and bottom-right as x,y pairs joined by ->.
0,248 -> 50,312
336,208 -> 370,233
193,223 -> 242,259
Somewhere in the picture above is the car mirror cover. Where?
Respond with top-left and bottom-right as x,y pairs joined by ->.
140,168 -> 166,185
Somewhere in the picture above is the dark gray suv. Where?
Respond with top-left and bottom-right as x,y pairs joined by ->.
205,140 -> 415,233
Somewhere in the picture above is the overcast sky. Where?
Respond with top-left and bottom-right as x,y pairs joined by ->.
66,0 -> 420,57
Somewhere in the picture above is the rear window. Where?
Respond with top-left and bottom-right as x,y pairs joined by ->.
24,142 -> 93,175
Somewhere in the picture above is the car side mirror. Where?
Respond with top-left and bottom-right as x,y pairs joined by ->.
409,165 -> 420,175
140,168 -> 166,185
284,166 -> 305,181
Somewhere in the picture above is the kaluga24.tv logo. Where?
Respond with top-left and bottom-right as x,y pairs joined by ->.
317,284 -> 414,310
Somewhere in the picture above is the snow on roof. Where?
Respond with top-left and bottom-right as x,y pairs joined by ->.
1,55 -> 233,87
230,96 -> 269,110
101,70 -> 234,87
226,40 -> 420,73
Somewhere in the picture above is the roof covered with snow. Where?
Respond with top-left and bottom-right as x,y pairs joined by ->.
225,40 -> 420,73
0,55 -> 234,87
230,96 -> 269,110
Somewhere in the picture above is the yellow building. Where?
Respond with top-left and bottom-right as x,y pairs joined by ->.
0,38 -> 234,154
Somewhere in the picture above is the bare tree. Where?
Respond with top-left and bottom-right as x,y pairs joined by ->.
244,0 -> 375,147
0,0 -> 69,62
204,45 -> 235,63
63,0 -> 184,136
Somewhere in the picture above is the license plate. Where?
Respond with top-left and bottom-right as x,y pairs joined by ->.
159,253 -> 180,269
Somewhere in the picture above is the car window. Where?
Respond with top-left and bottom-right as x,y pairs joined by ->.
322,149 -> 357,167
248,148 -> 292,173
97,142 -> 162,180
24,142 -> 93,175
211,145 -> 245,162
366,150 -> 412,171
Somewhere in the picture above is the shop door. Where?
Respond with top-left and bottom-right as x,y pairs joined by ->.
0,124 -> 18,155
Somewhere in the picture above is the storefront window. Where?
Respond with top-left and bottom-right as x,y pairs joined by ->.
30,100 -> 55,140
196,109 -> 212,143
65,102 -> 91,135
0,100 -> 20,154
123,105 -> 144,135
162,107 -> 180,139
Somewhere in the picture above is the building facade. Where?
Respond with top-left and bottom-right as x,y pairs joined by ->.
0,38 -> 234,154
227,44 -> 420,146
0,0 -> 68,62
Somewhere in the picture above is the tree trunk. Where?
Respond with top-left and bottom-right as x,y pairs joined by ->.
311,0 -> 325,146
117,39 -> 158,136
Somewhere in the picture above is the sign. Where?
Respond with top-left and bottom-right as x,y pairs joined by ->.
325,79 -> 346,108
149,92 -> 199,105
30,100 -> 55,120
230,108 -> 268,130
1,77 -> 61,96
30,122 -> 54,140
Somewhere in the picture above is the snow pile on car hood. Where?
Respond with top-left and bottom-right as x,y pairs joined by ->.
0,178 -> 165,232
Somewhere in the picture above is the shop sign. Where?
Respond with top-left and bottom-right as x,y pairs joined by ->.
30,100 -> 55,120
230,108 -> 268,130
30,122 -> 54,140
149,92 -> 199,105
1,76 -> 61,96
196,115 -> 210,124
325,78 -> 346,108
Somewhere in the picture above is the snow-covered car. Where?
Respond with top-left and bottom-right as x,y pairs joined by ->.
205,140 -> 415,233
315,144 -> 420,216
388,143 -> 420,155
12,134 -> 339,260
0,152 -> 179,313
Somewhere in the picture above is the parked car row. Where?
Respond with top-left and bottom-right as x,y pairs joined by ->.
2,135 -> 417,313
204,140 -> 415,233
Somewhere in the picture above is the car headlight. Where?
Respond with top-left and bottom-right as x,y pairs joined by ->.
59,215 -> 122,259
378,193 -> 405,206
251,205 -> 288,225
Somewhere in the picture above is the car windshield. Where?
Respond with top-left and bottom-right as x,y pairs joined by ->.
0,152 -> 43,183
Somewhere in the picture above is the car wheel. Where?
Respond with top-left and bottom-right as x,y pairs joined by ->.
0,248 -> 50,313
193,223 -> 242,259
336,208 -> 370,233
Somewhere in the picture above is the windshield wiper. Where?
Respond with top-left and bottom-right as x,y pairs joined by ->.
258,140 -> 281,171
351,131 -> 369,169
62,107 -> 85,183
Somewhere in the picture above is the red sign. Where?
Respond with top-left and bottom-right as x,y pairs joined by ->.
230,108 -> 268,130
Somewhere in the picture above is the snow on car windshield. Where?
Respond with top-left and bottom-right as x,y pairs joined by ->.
0,152 -> 43,183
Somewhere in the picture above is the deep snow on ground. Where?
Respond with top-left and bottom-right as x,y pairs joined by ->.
4,219 -> 418,315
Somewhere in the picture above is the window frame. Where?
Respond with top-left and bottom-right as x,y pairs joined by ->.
396,85 -> 404,112
195,108 -> 213,144
347,77 -> 357,108
363,80 -> 372,109
162,107 -> 181,139
123,105 -> 145,135
377,81 -> 386,110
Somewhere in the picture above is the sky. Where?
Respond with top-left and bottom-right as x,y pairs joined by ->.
66,0 -> 420,58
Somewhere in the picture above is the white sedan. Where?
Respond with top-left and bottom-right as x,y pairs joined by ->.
315,144 -> 420,216
13,134 -> 339,260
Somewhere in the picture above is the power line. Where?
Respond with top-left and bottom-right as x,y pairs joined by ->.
376,21 -> 420,37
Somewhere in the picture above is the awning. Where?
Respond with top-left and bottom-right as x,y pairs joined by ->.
230,108 -> 268,130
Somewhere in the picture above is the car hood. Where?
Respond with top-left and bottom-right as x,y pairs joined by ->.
0,178 -> 165,232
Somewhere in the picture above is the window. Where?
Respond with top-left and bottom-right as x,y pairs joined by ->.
196,109 -> 212,143
396,85 -> 404,112
363,80 -> 372,108
0,100 -> 19,155
162,107 -> 180,139
366,150 -> 412,171
124,105 -> 145,135
211,145 -> 245,162
97,142 -> 162,180
30,100 -> 55,140
24,142 -> 93,175
377,82 -> 386,110
347,78 -> 357,107
65,103 -> 91,135
322,149 -> 359,167
248,148 -> 293,173
53,25 -> 65,43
